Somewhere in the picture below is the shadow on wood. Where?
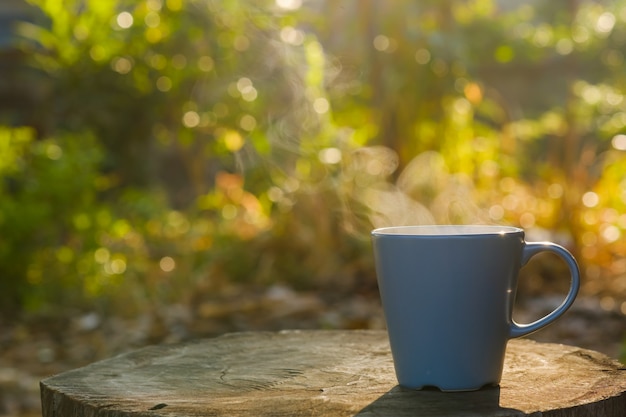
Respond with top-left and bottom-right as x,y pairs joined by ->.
356,385 -> 526,417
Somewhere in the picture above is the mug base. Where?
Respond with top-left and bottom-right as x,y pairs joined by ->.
399,382 -> 499,392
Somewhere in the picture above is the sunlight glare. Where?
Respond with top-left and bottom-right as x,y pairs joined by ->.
611,134 -> 626,150
276,0 -> 302,10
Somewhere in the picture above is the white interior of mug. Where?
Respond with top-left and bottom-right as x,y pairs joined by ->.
372,225 -> 523,236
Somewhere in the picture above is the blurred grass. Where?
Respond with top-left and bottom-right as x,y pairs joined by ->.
0,0 -> 624,336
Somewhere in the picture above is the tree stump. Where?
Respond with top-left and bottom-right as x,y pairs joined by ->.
40,330 -> 626,417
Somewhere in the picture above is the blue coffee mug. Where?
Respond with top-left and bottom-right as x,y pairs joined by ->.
372,225 -> 580,391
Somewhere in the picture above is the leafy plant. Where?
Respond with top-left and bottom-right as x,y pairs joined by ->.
1,0 -> 624,321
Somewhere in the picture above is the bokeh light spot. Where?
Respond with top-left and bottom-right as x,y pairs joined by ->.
145,11 -> 160,28
156,76 -> 172,92
45,143 -> 63,160
222,204 -> 238,219
276,0 -> 302,10
488,205 -> 505,221
596,12 -> 616,34
159,256 -> 176,272
234,35 -> 250,51
611,134 -> 626,150
581,85 -> 602,105
147,0 -> 163,11
373,35 -> 390,51
223,130 -> 244,152
581,231 -> 597,246
601,224 -> 621,243
600,296 -> 616,311
313,97 -> 330,114
280,26 -> 305,45
89,45 -> 106,62
519,212 -> 536,228
239,115 -> 257,131
318,147 -> 342,164
111,57 -> 132,74
237,78 -> 257,102
198,56 -> 214,72
182,111 -> 200,128
415,48 -> 431,64
547,183 -> 563,199
107,258 -> 127,275
464,82 -> 483,104
582,191 -> 599,208
149,54 -> 167,70
116,12 -> 133,29
555,38 -> 574,55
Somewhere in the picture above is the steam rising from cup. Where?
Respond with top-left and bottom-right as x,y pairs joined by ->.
342,146 -> 492,232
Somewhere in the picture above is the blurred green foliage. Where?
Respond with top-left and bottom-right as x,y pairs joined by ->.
1,0 -> 626,319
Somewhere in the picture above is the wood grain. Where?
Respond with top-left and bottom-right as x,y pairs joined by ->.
40,330 -> 626,416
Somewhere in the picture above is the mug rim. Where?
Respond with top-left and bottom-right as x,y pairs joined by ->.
371,225 -> 524,237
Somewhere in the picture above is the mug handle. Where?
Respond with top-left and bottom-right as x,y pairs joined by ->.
509,242 -> 580,338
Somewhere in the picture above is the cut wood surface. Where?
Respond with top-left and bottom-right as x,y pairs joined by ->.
40,330 -> 626,417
